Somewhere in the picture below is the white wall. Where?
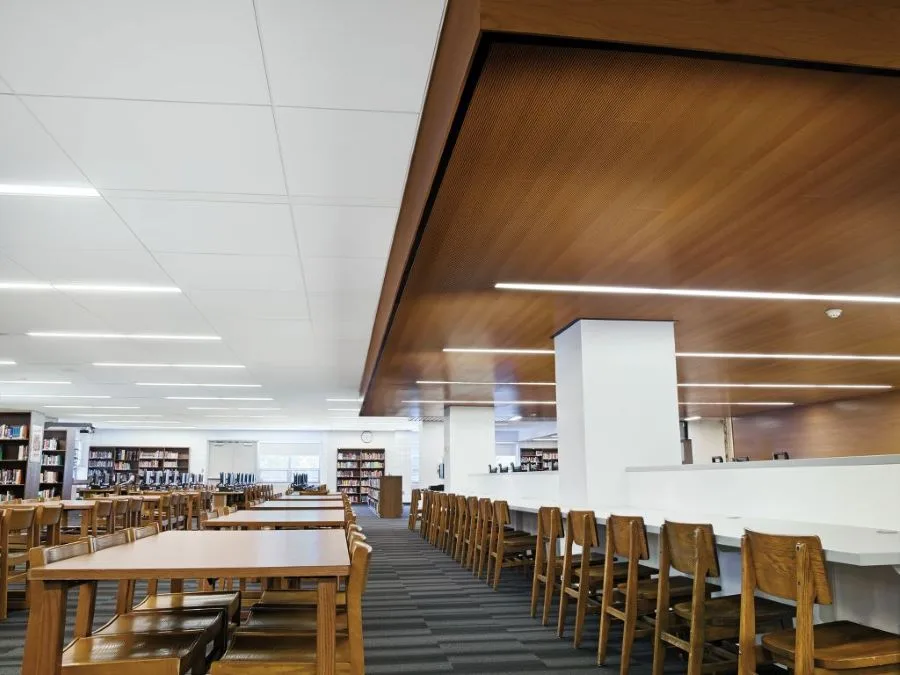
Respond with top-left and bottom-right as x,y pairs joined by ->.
82,427 -> 417,498
418,421 -> 443,488
687,419 -> 728,464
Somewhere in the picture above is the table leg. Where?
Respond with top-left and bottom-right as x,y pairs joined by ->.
317,577 -> 337,675
23,579 -> 67,675
75,581 -> 97,637
187,496 -> 194,531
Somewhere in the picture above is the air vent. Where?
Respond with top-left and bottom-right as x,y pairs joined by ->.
407,416 -> 443,423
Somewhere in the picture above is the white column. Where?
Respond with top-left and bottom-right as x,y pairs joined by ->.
554,320 -> 681,506
417,420 -> 444,488
444,406 -> 495,494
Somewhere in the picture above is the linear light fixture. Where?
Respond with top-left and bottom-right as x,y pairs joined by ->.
166,396 -> 274,401
402,399 -> 556,405
187,407 -> 281,411
0,380 -> 71,385
136,383 -> 261,388
325,397 -> 363,402
328,408 -> 360,412
678,401 -> 794,406
677,352 -> 900,362
0,184 -> 100,197
99,425 -> 198,430
44,405 -> 139,410
29,331 -> 220,341
683,416 -> 702,421
496,281 -> 900,305
95,362 -> 244,368
64,414 -> 162,418
205,415 -> 284,419
508,415 -> 523,422
443,347 -> 554,355
102,420 -> 182,424
0,282 -> 180,293
0,360 -> 16,365
679,383 -> 891,390
417,380 -> 555,386
0,394 -> 111,399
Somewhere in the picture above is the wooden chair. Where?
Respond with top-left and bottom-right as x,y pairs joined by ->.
0,506 -> 36,620
212,542 -> 372,675
430,493 -> 446,546
487,500 -> 536,589
92,500 -> 114,536
111,498 -> 129,532
34,503 -> 63,547
451,494 -> 469,561
652,520 -> 792,674
739,529 -> 900,674
473,498 -> 494,578
419,491 -> 433,541
462,496 -> 479,568
30,539 -> 211,674
531,505 -> 563,625
440,493 -> 457,553
126,497 -> 144,528
407,489 -> 422,531
598,515 -> 697,674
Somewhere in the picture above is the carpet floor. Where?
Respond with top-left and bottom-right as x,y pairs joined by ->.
0,509 -> 691,673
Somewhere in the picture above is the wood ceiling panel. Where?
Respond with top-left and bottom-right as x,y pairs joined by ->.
363,38 -> 900,419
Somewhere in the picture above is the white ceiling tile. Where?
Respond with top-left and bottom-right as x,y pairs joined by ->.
0,95 -> 89,186
302,257 -> 387,294
256,0 -> 443,111
155,253 -> 304,292
189,290 -> 309,321
5,249 -> 171,285
215,320 -> 316,367
293,204 -> 396,259
71,294 -> 215,334
112,198 -> 296,255
307,292 -> 378,340
0,78 -> 10,94
0,0 -> 268,104
0,195 -> 142,250
276,107 -> 418,202
0,253 -> 40,282
0,293 -> 109,333
23,96 -> 284,194
0,334 -> 154,365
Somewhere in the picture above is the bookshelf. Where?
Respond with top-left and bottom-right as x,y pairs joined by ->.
88,446 -> 190,483
0,410 -> 53,501
368,475 -> 402,518
39,428 -> 75,499
519,447 -> 559,471
336,448 -> 384,505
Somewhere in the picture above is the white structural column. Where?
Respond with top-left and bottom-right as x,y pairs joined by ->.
418,420 -> 445,488
444,405 -> 495,494
554,319 -> 682,505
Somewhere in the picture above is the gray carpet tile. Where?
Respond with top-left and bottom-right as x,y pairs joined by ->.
0,509 -> 700,673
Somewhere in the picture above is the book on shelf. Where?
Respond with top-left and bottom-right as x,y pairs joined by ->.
0,424 -> 28,440
41,438 -> 59,451
0,469 -> 23,485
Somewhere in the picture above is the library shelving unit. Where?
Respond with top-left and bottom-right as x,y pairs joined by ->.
39,428 -> 75,499
519,447 -> 559,471
0,411 -> 57,501
368,475 -> 402,518
88,446 -> 190,483
336,448 -> 384,506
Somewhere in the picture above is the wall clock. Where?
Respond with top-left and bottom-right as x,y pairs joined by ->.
360,431 -> 374,444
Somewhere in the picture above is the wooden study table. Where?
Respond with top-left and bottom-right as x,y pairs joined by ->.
24,529 -> 350,675
278,494 -> 343,501
203,509 -> 345,530
212,489 -> 245,511
253,499 -> 344,510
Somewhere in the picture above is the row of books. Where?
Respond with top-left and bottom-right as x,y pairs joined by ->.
337,453 -> 383,461
0,424 -> 27,440
41,438 -> 59,451
0,469 -> 23,485
42,454 -> 63,466
40,470 -> 60,483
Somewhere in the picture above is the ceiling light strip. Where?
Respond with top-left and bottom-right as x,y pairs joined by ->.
0,184 -> 100,197
679,383 -> 891,389
29,332 -> 220,341
0,394 -> 111,399
497,281 -> 900,305
677,352 -> 900,361
416,380 -> 556,386
678,401 -> 794,406
443,347 -> 554,355
0,380 -> 71,385
94,363 -> 244,368
0,361 -> 15,366
165,396 -> 274,401
135,383 -> 261,388
402,399 -> 556,405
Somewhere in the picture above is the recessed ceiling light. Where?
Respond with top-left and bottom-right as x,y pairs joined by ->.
508,415 -> 523,422
44,405 -> 139,409
29,331 -> 220,341
0,380 -> 71,385
496,282 -> 900,305
205,415 -> 284,419
0,184 -> 100,197
0,360 -> 16,366
677,352 -> 900,362
135,383 -> 261,388
679,383 -> 891,390
325,397 -> 363,402
53,284 -> 180,293
236,407 -> 280,411
0,394 -> 111,399
64,414 -> 161,418
102,420 -> 182,424
402,399 -> 556,405
416,380 -> 555,386
94,363 -> 244,368
166,396 -> 274,401
98,425 -> 197,430
443,347 -> 554,355
683,416 -> 702,421
327,408 -> 360,412
678,401 -> 794,406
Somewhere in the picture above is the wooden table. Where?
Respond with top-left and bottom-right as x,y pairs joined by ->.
212,490 -> 244,511
24,529 -> 350,675
278,494 -> 343,501
203,509 -> 345,529
252,500 -> 344,510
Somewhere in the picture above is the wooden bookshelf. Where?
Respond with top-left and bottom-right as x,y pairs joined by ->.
39,428 -> 75,499
88,446 -> 190,483
336,448 -> 384,505
0,411 -> 54,501
519,447 -> 559,471
369,475 -> 402,518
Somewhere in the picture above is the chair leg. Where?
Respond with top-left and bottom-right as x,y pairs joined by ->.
492,543 -> 504,590
529,569 -> 541,618
542,565 -> 555,626
597,597 -> 612,665
573,580 -> 589,647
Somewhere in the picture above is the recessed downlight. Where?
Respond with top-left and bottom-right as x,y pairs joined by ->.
496,281 -> 900,305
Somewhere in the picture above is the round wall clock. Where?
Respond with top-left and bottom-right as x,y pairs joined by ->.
360,431 -> 374,444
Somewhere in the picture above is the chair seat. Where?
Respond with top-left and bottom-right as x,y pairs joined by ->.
62,632 -> 205,673
245,607 -> 348,633
617,575 -> 705,600
573,561 -> 650,582
258,589 -> 347,606
674,593 -> 792,626
132,591 -> 241,624
211,632 -> 351,674
762,620 -> 900,670
94,609 -> 223,641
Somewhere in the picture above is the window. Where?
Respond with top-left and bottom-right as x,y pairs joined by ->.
495,454 -> 517,468
257,442 -> 321,484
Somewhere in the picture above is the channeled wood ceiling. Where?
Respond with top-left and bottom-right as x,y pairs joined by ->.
362,8 -> 900,420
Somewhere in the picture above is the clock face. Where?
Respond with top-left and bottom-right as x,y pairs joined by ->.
360,431 -> 373,443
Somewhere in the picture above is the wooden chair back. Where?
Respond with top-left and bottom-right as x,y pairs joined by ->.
606,514 -> 649,560
131,523 -> 161,541
91,530 -> 130,552
112,498 -> 128,531
35,504 -> 63,547
93,499 -> 113,535
126,497 -> 143,528
407,489 -> 421,530
567,510 -> 599,548
531,506 -> 563,623
660,520 -> 720,578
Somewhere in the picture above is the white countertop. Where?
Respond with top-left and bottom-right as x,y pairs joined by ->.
503,498 -> 900,567
625,454 -> 900,472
